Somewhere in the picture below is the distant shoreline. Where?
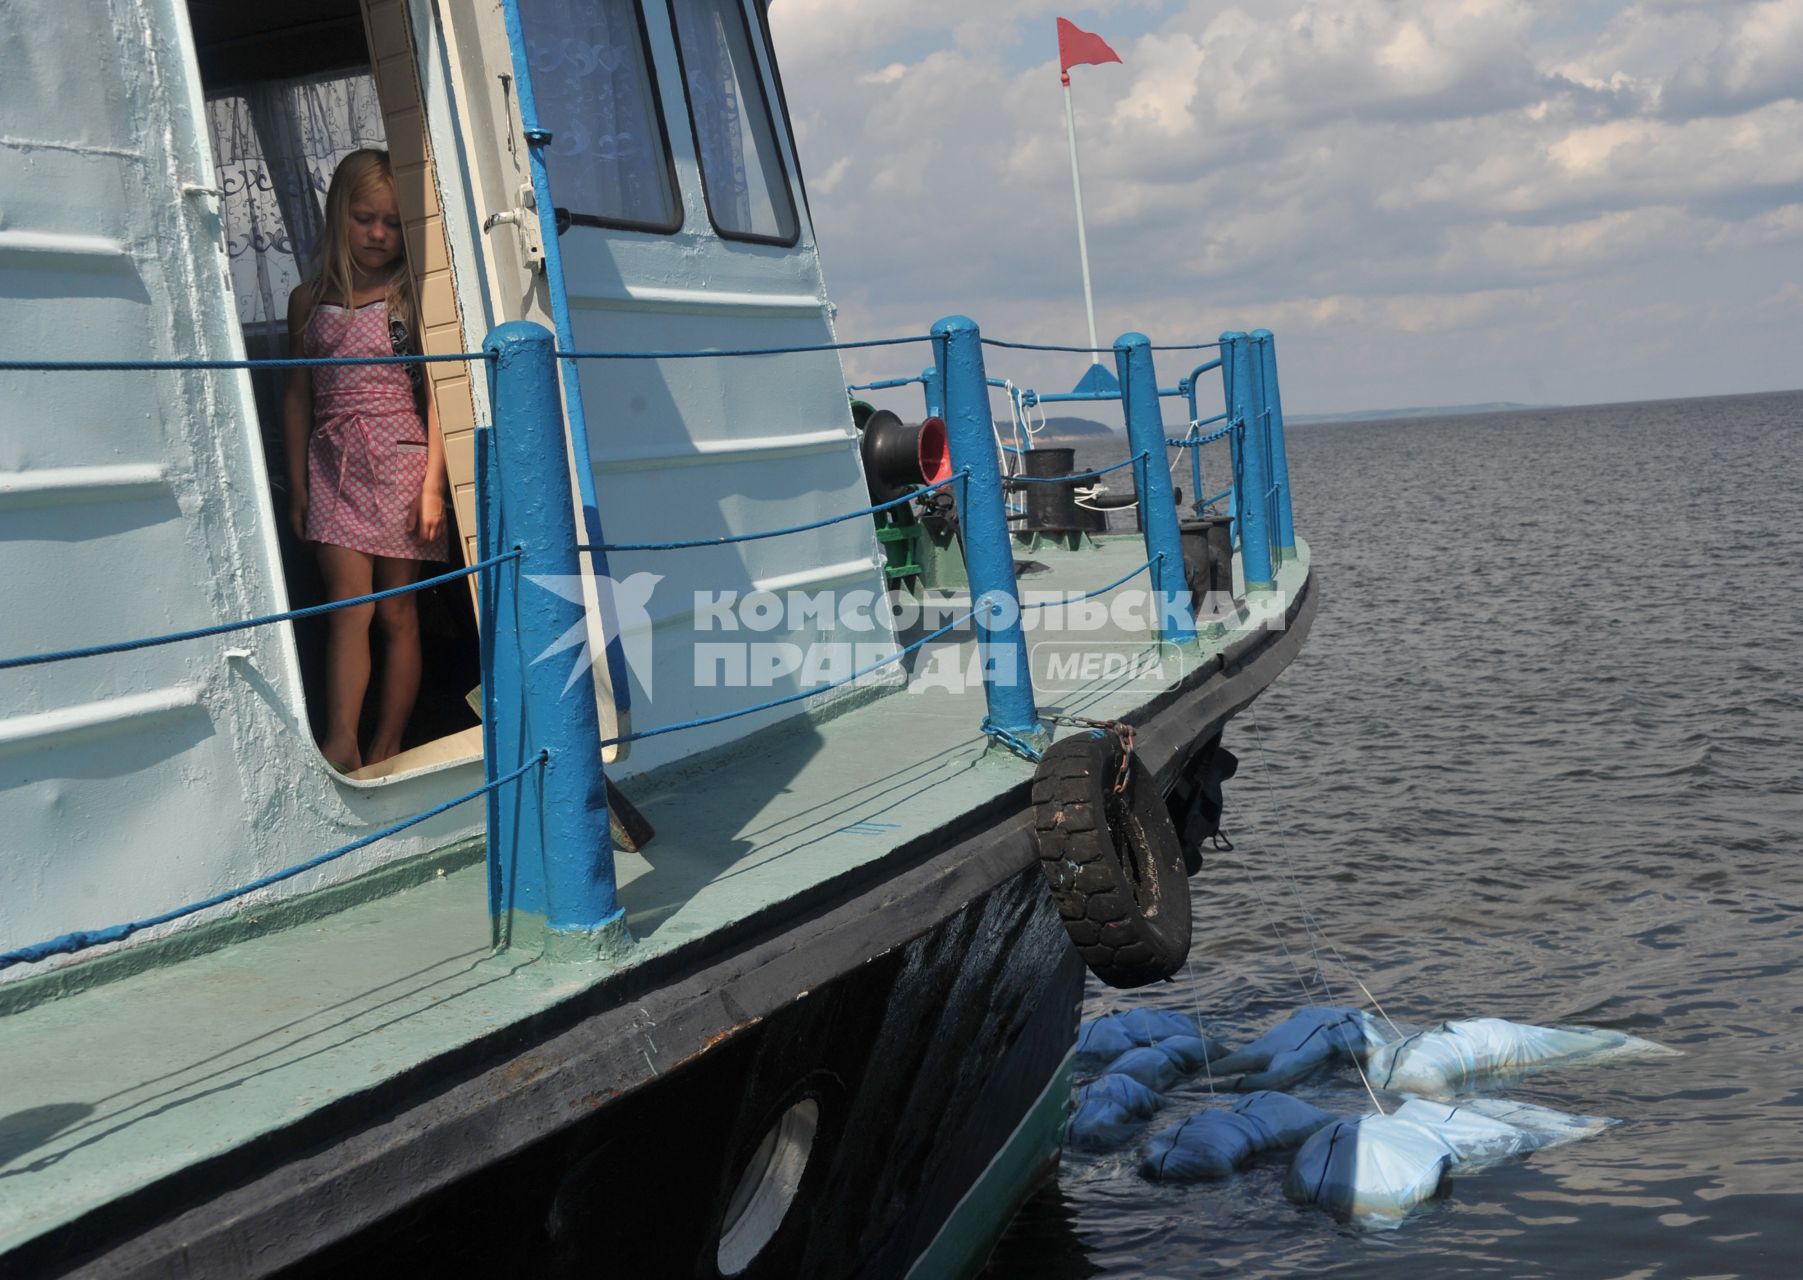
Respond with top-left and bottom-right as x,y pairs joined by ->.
1019,387 -> 1800,439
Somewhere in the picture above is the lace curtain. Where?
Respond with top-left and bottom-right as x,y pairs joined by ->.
206,69 -> 388,352
515,0 -> 679,228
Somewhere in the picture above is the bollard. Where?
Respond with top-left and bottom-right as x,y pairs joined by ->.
931,316 -> 1041,743
1221,332 -> 1276,592
1115,334 -> 1197,644
480,321 -> 626,961
1251,330 -> 1296,559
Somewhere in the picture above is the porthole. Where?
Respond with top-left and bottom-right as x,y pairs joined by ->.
716,1097 -> 819,1276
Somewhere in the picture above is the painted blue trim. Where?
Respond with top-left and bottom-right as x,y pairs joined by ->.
1252,329 -> 1296,556
921,365 -> 944,418
0,753 -> 546,970
1071,363 -> 1121,397
497,0 -> 633,726
482,322 -> 620,941
1222,332 -> 1275,591
476,425 -> 505,925
1028,389 -> 1121,404
932,316 -> 1039,737
582,469 -> 967,551
0,553 -> 516,671
1114,334 -> 1196,644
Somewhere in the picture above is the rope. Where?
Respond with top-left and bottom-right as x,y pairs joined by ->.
557,335 -> 934,361
1008,452 -> 1146,486
0,551 -> 520,671
0,751 -> 547,970
1021,554 -> 1159,609
581,471 -> 968,553
0,353 -> 487,372
1166,422 -> 1235,448
980,339 -> 1222,354
600,604 -> 980,747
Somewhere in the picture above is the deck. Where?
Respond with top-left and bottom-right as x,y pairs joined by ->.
0,536 -> 1309,1258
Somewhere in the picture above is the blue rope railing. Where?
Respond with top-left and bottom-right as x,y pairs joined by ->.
0,551 -> 520,671
980,338 -> 1221,354
1023,555 -> 1160,609
0,751 -> 547,970
0,353 -> 487,372
1008,452 -> 1146,486
1200,486 -> 1233,508
600,605 -> 982,748
580,470 -> 968,554
558,335 -> 935,361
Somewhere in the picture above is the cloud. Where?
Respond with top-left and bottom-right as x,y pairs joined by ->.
769,0 -> 1803,410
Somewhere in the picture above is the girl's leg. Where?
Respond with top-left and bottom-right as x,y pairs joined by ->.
368,557 -> 424,765
316,543 -> 377,771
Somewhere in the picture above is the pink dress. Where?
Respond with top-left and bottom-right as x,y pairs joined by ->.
303,300 -> 448,561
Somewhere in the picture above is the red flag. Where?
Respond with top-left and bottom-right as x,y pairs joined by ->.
1057,18 -> 1121,75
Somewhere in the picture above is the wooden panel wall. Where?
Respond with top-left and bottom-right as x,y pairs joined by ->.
360,0 -> 481,574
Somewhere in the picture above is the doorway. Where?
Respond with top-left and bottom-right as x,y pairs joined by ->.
185,0 -> 482,777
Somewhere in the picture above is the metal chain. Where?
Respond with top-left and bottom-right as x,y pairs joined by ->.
1042,713 -> 1136,793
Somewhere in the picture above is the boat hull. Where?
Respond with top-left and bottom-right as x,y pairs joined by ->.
22,574 -> 1314,1279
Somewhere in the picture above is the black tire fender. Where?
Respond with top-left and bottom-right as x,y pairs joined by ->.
1031,730 -> 1193,989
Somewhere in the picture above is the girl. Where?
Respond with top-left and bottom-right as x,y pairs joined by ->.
283,149 -> 449,773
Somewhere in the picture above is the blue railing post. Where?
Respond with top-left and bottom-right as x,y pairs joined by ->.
480,321 -> 627,961
1115,334 -> 1197,644
931,316 -> 1041,743
1251,329 -> 1296,559
1221,332 -> 1276,593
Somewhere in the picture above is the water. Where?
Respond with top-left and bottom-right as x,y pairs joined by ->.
984,390 -> 1803,1279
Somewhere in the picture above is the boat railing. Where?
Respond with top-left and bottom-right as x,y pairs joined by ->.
0,315 -> 1297,971
846,330 -> 1296,573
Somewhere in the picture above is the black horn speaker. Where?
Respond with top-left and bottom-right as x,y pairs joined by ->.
859,410 -> 952,503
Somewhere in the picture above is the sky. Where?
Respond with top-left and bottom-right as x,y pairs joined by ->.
767,0 -> 1803,415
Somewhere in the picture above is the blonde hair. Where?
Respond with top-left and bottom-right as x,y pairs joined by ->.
306,148 -> 415,336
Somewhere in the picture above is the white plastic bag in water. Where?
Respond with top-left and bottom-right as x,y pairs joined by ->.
1365,1018 -> 1675,1095
1285,1096 -> 1615,1226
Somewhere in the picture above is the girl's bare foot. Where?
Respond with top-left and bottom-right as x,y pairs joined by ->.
321,737 -> 363,774
366,737 -> 404,766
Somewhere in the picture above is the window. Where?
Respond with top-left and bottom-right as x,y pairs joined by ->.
515,0 -> 681,233
668,0 -> 799,245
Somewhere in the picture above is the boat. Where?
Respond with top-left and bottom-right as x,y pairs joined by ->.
0,1 -> 1314,1275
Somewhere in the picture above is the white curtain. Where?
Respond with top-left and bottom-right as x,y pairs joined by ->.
206,69 -> 387,349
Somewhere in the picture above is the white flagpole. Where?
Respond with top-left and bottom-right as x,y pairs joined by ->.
1061,70 -> 1102,366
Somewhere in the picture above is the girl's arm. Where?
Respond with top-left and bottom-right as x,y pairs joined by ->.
281,286 -> 315,541
413,382 -> 449,544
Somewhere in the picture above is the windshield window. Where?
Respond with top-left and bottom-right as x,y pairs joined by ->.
515,0 -> 681,232
667,0 -> 798,244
